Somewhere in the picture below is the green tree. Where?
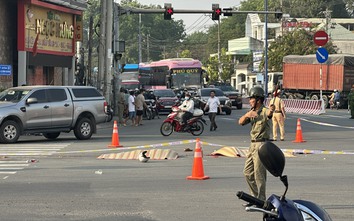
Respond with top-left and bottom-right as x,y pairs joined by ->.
82,0 -> 101,67
206,48 -> 233,82
281,0 -> 350,18
179,49 -> 192,58
220,48 -> 234,82
118,1 -> 185,63
206,55 -> 219,82
261,29 -> 337,71
179,31 -> 208,63
83,0 -> 186,64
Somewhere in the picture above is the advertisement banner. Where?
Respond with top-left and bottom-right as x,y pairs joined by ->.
24,3 -> 75,55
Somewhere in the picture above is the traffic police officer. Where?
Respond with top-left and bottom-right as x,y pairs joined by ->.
238,86 -> 275,203
269,89 -> 286,141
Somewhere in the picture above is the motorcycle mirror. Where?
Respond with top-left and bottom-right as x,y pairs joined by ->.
258,141 -> 285,177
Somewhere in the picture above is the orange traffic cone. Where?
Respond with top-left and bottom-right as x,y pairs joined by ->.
108,120 -> 123,147
293,118 -> 306,143
187,138 -> 210,180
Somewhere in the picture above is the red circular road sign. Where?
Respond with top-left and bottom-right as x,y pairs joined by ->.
314,31 -> 329,46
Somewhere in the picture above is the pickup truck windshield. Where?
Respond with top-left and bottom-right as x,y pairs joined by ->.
0,89 -> 30,102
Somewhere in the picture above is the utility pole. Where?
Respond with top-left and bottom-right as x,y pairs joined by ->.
113,2 -> 121,115
323,8 -> 332,33
217,18 -> 221,81
138,13 -> 142,63
98,0 -> 106,91
147,34 -> 150,61
264,0 -> 269,95
87,16 -> 93,86
104,0 -> 113,103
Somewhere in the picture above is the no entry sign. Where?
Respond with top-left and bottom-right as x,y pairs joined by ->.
314,31 -> 329,46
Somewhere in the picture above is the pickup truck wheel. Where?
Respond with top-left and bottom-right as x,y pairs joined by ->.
0,120 -> 20,144
74,118 -> 93,140
43,132 -> 60,140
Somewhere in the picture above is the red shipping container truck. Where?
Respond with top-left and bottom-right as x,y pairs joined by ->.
282,54 -> 354,107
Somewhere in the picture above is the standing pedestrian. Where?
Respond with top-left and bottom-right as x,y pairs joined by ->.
269,89 -> 286,141
117,87 -> 126,126
348,84 -> 354,119
204,90 -> 222,131
123,90 -> 136,126
238,86 -> 275,202
135,89 -> 147,126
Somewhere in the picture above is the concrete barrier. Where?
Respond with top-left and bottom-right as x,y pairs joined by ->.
242,98 -> 325,115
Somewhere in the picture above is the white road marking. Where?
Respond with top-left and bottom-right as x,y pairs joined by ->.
301,118 -> 354,129
0,143 -> 72,179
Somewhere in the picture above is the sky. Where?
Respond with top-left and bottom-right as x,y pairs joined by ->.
134,0 -> 242,34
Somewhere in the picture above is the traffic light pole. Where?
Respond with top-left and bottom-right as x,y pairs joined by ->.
119,7 -> 281,15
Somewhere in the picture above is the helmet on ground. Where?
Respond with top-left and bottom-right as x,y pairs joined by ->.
248,87 -> 265,99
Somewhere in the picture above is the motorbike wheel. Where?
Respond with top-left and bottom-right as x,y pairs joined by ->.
146,109 -> 152,120
160,122 -> 173,136
107,113 -> 113,122
191,120 -> 204,136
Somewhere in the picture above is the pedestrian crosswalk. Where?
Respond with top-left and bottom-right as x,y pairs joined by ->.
0,142 -> 72,179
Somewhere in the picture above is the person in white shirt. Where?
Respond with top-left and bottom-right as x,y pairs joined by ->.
204,90 -> 222,131
123,90 -> 136,126
178,92 -> 194,130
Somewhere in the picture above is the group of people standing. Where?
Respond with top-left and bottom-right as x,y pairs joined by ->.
117,88 -> 147,127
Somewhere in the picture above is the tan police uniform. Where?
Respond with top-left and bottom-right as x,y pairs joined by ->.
269,96 -> 285,141
242,105 -> 271,200
117,91 -> 126,125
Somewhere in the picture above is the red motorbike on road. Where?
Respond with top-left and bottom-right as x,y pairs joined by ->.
160,106 -> 207,136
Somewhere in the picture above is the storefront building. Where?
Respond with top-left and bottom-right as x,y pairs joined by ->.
0,0 -> 86,89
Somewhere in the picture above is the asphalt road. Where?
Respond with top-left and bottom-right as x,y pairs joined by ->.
0,107 -> 353,221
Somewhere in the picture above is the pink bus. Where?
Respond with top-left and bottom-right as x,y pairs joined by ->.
140,58 -> 204,89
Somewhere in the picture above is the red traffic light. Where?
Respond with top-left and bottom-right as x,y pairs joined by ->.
215,8 -> 221,15
166,7 -> 173,15
212,7 -> 221,20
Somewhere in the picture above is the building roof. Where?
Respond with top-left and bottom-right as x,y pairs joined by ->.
228,37 -> 264,55
247,14 -> 261,23
316,23 -> 354,41
296,18 -> 354,25
42,0 -> 88,11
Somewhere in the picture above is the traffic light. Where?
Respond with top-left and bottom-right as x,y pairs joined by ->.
164,3 -> 173,20
212,4 -> 221,21
275,9 -> 283,19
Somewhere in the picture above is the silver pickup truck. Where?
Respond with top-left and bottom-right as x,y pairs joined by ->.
0,86 -> 108,143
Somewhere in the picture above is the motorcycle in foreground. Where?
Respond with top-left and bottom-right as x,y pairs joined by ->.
237,141 -> 332,221
160,106 -> 207,136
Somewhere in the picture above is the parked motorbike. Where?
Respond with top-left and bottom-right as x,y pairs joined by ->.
236,142 -> 332,221
160,106 -> 207,136
106,104 -> 113,122
143,99 -> 157,120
